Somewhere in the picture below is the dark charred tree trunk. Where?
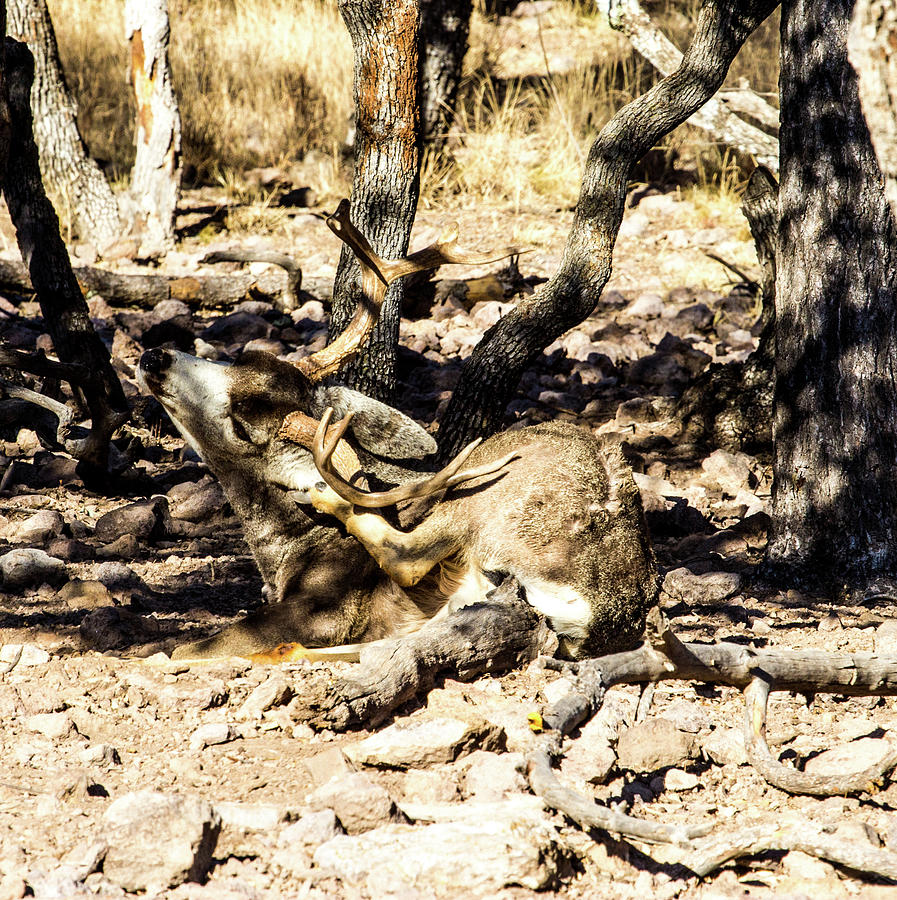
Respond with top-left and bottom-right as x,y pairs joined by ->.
0,8 -> 10,184
329,0 -> 421,401
766,0 -> 897,588
7,0 -> 121,253
125,0 -> 182,258
436,0 -> 779,460
2,39 -> 129,480
419,0 -> 472,148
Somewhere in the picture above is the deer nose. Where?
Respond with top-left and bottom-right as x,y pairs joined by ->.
139,348 -> 172,378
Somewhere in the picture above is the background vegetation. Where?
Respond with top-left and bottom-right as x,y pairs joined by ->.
51,0 -> 779,211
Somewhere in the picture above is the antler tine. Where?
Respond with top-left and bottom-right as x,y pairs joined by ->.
295,199 -> 525,383
311,409 -> 519,509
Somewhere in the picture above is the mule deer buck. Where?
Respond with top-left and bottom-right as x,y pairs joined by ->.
138,201 -> 658,660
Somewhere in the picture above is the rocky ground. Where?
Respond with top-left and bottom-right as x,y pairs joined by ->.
1,188 -> 896,899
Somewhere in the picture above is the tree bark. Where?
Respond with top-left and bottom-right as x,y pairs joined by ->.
2,38 -> 129,480
848,0 -> 897,223
329,0 -> 421,401
7,0 -> 121,253
125,0 -> 182,257
767,0 -> 897,587
419,0 -> 472,148
437,0 -> 779,459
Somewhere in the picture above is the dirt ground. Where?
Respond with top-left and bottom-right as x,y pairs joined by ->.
1,187 -> 897,900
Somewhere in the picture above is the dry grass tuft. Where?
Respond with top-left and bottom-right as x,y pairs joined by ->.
48,0 -> 778,214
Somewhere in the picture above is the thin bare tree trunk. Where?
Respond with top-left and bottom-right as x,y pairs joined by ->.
125,0 -> 182,258
7,0 -> 121,253
2,38 -> 129,481
328,0 -> 421,401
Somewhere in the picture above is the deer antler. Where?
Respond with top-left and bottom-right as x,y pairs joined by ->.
310,407 -> 518,508
295,199 -> 521,382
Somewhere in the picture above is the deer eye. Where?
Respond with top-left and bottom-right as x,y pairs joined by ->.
232,418 -> 254,444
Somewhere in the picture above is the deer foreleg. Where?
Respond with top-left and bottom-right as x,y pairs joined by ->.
309,485 -> 459,587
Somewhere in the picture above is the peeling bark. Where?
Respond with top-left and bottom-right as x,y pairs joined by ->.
329,0 -> 421,401
125,0 -> 182,257
7,0 -> 121,252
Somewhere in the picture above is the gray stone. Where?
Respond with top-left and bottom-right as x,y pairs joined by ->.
699,449 -> 757,496
79,607 -> 160,651
93,561 -> 141,592
25,711 -> 75,740
190,722 -> 236,750
237,675 -> 292,719
11,510 -> 64,544
303,746 -> 352,787
616,718 -> 697,772
312,811 -> 559,896
0,643 -> 49,667
54,579 -> 115,610
344,716 -> 505,769
462,751 -> 527,800
94,497 -> 172,544
561,738 -> 616,787
103,791 -> 220,892
875,618 -> 897,653
78,744 -> 121,766
803,737 -> 897,779
214,801 -> 287,831
0,548 -> 67,591
660,699 -> 711,734
625,293 -> 665,317
278,809 -> 342,849
781,849 -> 838,881
662,567 -> 742,605
308,772 -> 406,834
702,727 -> 748,767
655,768 -> 700,791
166,476 -> 227,522
401,767 -> 462,803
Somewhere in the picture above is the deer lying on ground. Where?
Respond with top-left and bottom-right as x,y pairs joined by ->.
137,202 -> 658,660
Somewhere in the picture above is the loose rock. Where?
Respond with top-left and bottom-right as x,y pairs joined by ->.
308,772 -> 407,834
616,718 -> 697,772
662,567 -> 742,605
0,548 -> 67,591
94,497 -> 172,544
102,791 -> 221,892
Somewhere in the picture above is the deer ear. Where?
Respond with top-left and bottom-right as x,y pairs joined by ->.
315,386 -> 437,459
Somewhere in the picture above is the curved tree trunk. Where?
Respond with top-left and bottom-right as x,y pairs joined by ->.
436,0 -> 779,459
766,0 -> 897,588
125,0 -> 182,258
2,38 -> 129,480
7,0 -> 121,253
419,0 -> 472,148
328,0 -> 421,401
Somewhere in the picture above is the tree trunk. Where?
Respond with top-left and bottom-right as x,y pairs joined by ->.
0,8 -> 10,185
419,0 -> 472,148
848,0 -> 897,223
329,0 -> 421,401
7,0 -> 121,253
125,0 -> 182,258
2,38 -> 129,480
437,0 -> 779,459
767,0 -> 897,587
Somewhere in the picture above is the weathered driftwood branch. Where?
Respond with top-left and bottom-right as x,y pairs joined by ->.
609,0 -> 779,172
0,256 -> 296,310
2,38 -> 129,481
0,346 -> 89,383
527,607 -> 897,879
294,578 -> 556,731
200,249 -> 302,311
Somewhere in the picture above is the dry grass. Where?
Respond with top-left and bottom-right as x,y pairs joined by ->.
48,0 -> 778,211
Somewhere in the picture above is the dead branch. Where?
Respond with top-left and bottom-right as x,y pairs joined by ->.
0,346 -> 89,383
610,0 -> 779,172
525,606 -> 897,878
292,578 -> 556,731
0,256 -> 295,310
200,249 -> 302,311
